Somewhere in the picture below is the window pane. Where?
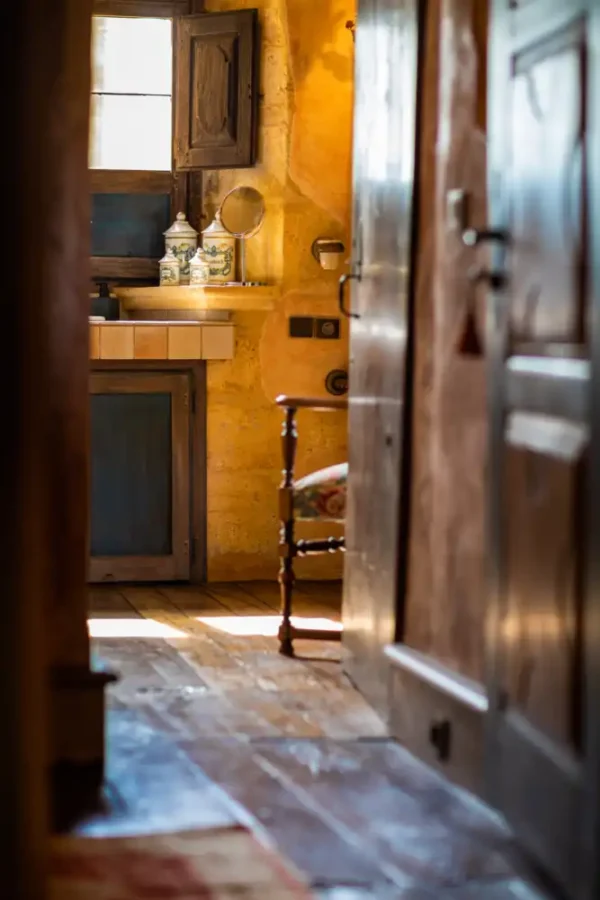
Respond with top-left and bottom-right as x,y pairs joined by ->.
91,193 -> 171,257
92,16 -> 172,96
90,95 -> 172,170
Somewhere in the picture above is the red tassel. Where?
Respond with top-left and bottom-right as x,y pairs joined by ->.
456,296 -> 483,357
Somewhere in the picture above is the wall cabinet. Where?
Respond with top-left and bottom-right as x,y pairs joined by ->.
89,371 -> 191,582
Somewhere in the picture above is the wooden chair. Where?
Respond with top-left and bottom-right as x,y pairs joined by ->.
276,395 -> 348,656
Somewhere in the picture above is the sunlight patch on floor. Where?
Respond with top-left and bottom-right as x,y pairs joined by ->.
88,618 -> 187,639
196,615 -> 343,637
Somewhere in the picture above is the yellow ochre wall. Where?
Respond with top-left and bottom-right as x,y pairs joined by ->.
202,0 -> 356,580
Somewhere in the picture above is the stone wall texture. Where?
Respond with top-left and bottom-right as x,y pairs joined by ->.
202,0 -> 356,580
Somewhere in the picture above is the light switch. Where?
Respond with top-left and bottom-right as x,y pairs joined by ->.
289,316 -> 314,338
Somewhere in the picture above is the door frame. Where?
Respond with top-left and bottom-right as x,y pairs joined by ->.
342,0 -> 421,715
583,1 -> 600,892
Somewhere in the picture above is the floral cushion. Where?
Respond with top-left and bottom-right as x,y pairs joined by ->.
293,462 -> 348,522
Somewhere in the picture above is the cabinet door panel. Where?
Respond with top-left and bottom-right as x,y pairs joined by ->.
91,392 -> 173,557
89,372 -> 190,582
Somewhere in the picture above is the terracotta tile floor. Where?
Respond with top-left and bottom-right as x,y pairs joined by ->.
85,582 -> 556,899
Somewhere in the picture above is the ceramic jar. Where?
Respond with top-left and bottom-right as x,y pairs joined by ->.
189,248 -> 210,285
202,210 -> 236,283
159,247 -> 181,285
163,212 -> 198,284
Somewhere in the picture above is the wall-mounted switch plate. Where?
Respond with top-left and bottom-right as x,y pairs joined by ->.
315,317 -> 340,339
289,316 -> 315,338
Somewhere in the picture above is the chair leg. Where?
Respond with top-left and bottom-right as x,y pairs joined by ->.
278,536 -> 295,657
278,405 -> 297,657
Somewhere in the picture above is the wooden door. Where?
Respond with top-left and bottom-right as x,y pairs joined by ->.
342,0 -> 420,713
484,1 -> 600,896
89,372 -> 191,582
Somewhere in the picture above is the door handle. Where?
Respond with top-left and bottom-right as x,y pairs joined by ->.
462,228 -> 510,248
338,272 -> 361,319
469,267 -> 508,291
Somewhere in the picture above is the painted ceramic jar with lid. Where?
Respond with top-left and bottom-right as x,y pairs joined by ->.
164,212 -> 198,284
202,210 -> 236,283
159,247 -> 181,285
189,248 -> 211,285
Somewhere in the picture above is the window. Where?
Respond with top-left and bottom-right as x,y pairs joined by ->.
89,16 -> 173,171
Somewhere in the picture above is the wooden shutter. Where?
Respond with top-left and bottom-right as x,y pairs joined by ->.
174,10 -> 258,170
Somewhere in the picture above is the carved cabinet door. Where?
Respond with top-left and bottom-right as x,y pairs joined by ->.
484,1 -> 600,896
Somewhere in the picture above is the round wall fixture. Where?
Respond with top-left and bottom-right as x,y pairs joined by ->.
325,369 -> 348,396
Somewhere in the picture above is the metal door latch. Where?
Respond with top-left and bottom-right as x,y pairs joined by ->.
429,718 -> 452,762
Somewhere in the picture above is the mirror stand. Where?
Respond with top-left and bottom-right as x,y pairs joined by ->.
219,185 -> 266,286
239,237 -> 247,285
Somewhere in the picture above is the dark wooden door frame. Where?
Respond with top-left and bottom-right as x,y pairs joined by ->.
4,0 -> 111,888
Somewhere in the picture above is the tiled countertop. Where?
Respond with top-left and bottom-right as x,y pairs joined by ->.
89,321 -> 234,361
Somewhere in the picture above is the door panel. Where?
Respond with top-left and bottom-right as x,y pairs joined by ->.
89,372 -> 191,582
486,0 -> 599,895
342,0 -> 419,713
509,20 -> 586,343
91,392 -> 173,558
504,413 -> 585,749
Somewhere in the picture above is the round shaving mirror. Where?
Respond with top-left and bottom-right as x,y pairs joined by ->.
219,186 -> 265,284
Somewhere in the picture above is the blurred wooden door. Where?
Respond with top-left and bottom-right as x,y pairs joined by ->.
484,1 -> 600,896
342,0 -> 420,713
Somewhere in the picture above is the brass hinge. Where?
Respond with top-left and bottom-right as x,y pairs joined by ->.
183,539 -> 198,564
183,391 -> 196,413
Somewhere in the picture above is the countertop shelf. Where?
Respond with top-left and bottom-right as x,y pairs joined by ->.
113,284 -> 279,313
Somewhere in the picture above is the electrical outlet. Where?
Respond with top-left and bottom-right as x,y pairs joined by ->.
325,369 -> 348,396
315,317 -> 340,339
289,316 -> 315,338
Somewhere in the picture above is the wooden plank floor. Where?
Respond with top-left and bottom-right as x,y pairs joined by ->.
85,582 -> 555,899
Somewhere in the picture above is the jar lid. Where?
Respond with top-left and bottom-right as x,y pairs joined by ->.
191,247 -> 208,260
159,247 -> 180,264
164,211 -> 198,239
201,209 -> 231,238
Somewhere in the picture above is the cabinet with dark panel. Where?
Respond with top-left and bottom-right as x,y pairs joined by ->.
89,371 -> 192,582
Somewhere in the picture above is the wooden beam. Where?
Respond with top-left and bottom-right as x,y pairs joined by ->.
93,0 -> 189,16
91,169 -> 172,194
91,256 -> 159,279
